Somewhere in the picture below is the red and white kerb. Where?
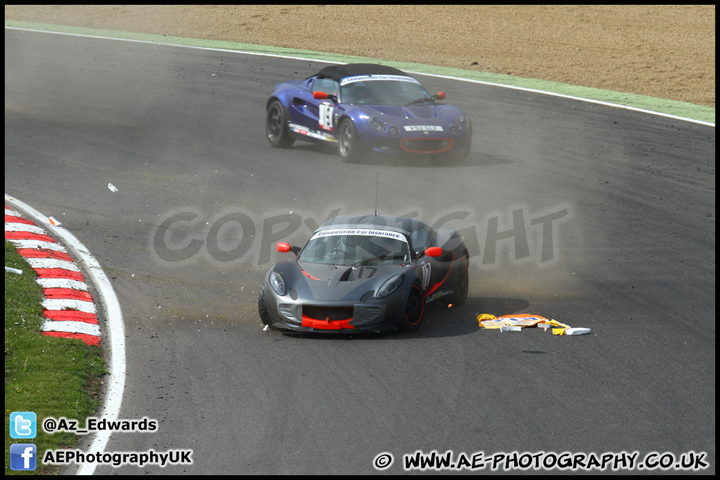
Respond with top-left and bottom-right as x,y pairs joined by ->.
5,205 -> 102,346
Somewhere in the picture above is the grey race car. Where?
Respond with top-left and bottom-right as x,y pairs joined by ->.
258,215 -> 469,333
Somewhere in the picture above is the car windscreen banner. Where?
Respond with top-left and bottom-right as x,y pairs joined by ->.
311,228 -> 408,243
340,75 -> 420,86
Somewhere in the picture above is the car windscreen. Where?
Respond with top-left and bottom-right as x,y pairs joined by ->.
299,230 -> 411,266
340,75 -> 431,105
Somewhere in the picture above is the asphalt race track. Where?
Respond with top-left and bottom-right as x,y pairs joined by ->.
5,29 -> 715,474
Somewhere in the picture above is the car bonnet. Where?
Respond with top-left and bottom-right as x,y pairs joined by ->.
275,259 -> 412,302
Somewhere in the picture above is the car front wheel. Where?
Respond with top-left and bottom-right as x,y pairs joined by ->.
257,289 -> 272,327
400,283 -> 425,331
338,118 -> 361,163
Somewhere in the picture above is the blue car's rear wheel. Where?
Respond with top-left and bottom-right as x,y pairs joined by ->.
400,283 -> 425,331
338,118 -> 361,163
266,100 -> 295,148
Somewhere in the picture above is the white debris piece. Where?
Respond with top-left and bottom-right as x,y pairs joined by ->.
499,325 -> 522,332
5,267 -> 23,274
108,183 -> 119,192
48,216 -> 62,226
563,327 -> 591,336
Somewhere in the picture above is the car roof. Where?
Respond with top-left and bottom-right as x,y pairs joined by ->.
317,215 -> 429,235
315,63 -> 409,81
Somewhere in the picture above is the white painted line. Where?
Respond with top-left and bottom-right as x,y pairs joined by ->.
5,222 -> 47,234
42,298 -> 97,314
36,278 -> 89,291
8,239 -> 67,252
26,257 -> 81,272
42,320 -> 101,337
5,194 -> 125,477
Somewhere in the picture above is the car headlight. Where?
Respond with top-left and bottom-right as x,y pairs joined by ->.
454,114 -> 469,132
269,270 -> 286,296
376,274 -> 404,299
366,115 -> 386,133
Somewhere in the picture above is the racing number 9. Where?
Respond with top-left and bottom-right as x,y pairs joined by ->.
319,103 -> 334,131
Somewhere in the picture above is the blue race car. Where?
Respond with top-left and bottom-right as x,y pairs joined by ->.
257,215 -> 470,333
265,63 -> 472,163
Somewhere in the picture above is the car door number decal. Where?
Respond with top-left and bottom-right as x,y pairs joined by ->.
319,102 -> 334,131
421,263 -> 431,289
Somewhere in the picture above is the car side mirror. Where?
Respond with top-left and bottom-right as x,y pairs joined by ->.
313,91 -> 338,103
424,246 -> 442,257
277,243 -> 300,256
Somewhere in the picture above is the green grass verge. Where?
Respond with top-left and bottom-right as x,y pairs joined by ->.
5,241 -> 107,474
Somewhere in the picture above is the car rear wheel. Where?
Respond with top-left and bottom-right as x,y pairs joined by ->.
338,118 -> 361,163
451,255 -> 469,306
400,283 -> 425,331
266,100 -> 295,148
